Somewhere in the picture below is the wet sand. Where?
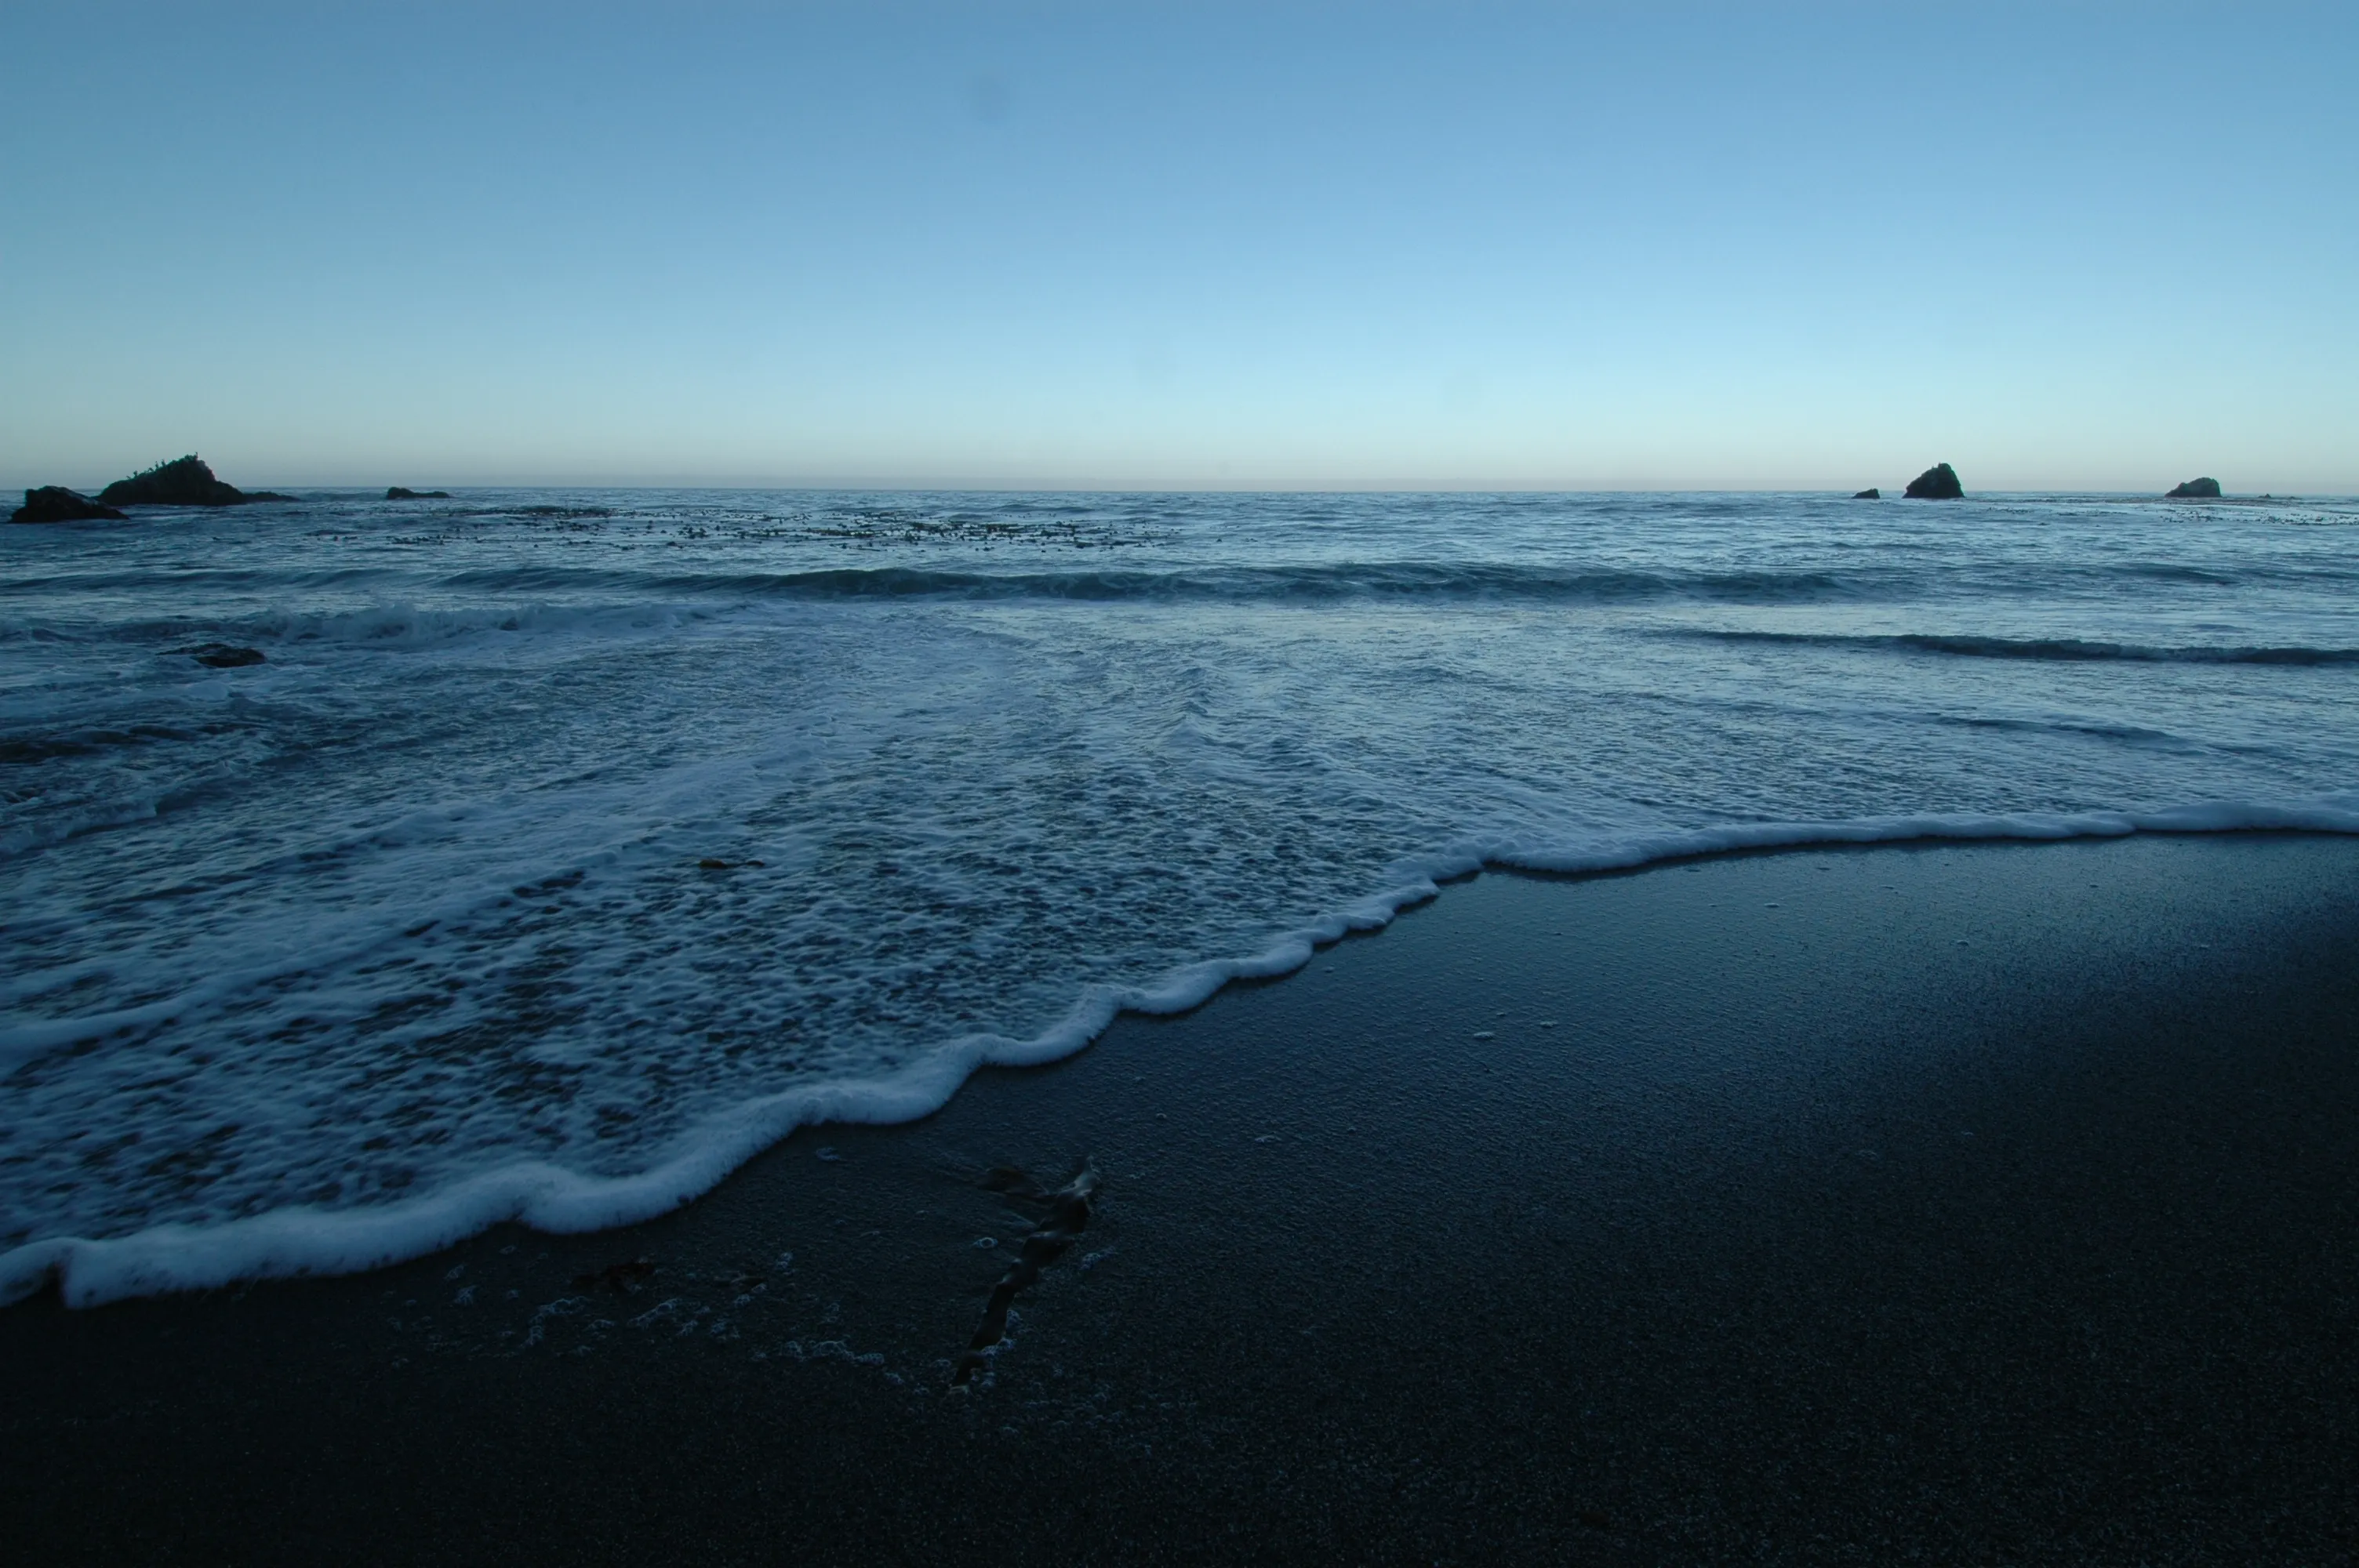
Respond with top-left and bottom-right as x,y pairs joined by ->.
6,833 -> 2359,1564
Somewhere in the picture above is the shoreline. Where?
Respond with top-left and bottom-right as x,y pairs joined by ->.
6,833 -> 2359,1563
10,808 -> 2359,1311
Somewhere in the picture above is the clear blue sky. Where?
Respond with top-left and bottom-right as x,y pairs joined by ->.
3,2 -> 2352,492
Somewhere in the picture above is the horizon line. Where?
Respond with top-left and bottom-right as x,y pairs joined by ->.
9,477 -> 2346,502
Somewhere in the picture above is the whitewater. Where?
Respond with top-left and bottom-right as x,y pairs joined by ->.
5,488 -> 2357,1305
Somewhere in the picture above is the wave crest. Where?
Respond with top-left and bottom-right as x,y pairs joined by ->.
1689,630 -> 2359,665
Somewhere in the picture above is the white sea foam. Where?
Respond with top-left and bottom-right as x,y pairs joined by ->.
5,489 -> 2357,1305
6,796 -> 2356,1307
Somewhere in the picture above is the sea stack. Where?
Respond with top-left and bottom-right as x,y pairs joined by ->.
10,486 -> 127,524
386,487 -> 452,500
2166,477 -> 2222,499
97,456 -> 293,508
1852,488 -> 1881,499
1903,463 -> 1964,500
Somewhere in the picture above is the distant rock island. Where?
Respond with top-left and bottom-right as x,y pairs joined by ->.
97,456 -> 293,508
2166,477 -> 2222,499
10,486 -> 127,524
1903,463 -> 1964,500
1852,488 -> 1880,499
386,487 -> 452,500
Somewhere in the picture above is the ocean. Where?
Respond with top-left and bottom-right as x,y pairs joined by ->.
5,487 -> 2357,1305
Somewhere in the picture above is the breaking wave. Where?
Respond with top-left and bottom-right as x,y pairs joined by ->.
1686,630 -> 2359,665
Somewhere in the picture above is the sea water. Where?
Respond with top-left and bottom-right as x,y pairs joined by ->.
5,488 -> 2357,1303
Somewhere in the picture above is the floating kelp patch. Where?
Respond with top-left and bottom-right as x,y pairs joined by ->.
952,1160 -> 1100,1387
175,644 -> 266,668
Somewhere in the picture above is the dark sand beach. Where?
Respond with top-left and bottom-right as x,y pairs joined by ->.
6,833 -> 2357,1565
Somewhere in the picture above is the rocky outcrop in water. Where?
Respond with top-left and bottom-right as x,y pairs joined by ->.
10,486 -> 127,523
1903,463 -> 1964,500
98,456 -> 293,508
1852,488 -> 1880,499
2167,477 -> 2222,499
386,487 -> 451,500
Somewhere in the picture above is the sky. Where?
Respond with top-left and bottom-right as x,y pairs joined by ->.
2,2 -> 2354,492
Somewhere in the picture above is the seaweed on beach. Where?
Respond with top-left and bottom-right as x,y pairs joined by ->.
952,1161 -> 1100,1387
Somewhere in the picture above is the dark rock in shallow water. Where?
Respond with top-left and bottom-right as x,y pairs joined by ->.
184,644 -> 266,668
1903,463 -> 1964,500
1852,488 -> 1880,499
98,455 -> 292,508
385,487 -> 451,500
10,486 -> 126,523
2167,477 -> 2223,499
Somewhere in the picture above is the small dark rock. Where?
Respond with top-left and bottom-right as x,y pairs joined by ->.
1852,488 -> 1880,499
386,487 -> 452,500
2166,477 -> 2222,499
1903,463 -> 1964,500
99,455 -> 290,508
187,644 -> 266,668
11,486 -> 127,524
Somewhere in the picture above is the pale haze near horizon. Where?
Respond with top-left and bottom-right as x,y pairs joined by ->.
2,2 -> 2353,495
